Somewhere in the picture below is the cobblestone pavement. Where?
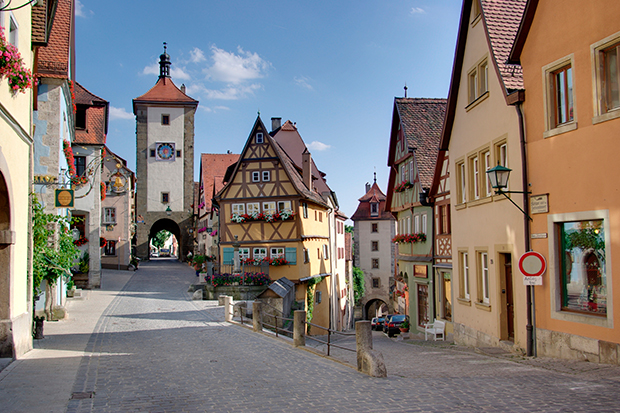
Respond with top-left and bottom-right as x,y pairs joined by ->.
4,260 -> 620,412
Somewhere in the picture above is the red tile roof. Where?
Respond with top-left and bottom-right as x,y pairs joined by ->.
133,77 -> 198,113
74,82 -> 108,145
36,0 -> 73,79
350,182 -> 395,221
481,0 -> 526,91
199,154 -> 240,215
395,98 -> 447,190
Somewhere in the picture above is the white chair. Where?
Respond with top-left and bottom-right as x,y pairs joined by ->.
424,319 -> 446,341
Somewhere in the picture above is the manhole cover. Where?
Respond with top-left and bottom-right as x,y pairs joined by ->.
71,391 -> 94,399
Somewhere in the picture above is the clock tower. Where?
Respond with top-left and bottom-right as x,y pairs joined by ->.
133,44 -> 199,260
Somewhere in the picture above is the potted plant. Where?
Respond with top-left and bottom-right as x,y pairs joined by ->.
399,318 -> 410,333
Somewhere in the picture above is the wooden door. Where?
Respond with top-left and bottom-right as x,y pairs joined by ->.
504,255 -> 514,340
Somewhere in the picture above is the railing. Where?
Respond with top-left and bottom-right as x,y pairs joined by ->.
303,321 -> 356,357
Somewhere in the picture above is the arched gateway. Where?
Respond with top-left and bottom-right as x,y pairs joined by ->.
133,44 -> 198,261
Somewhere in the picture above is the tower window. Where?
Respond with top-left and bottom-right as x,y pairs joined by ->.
161,192 -> 169,204
256,133 -> 264,144
176,150 -> 181,158
150,149 -> 156,158
162,114 -> 170,125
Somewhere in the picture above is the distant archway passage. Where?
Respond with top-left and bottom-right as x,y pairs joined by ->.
364,299 -> 389,320
148,219 -> 181,261
0,171 -> 12,356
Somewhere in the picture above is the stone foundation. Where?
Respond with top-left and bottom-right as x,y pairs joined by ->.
536,328 -> 620,365
453,322 -> 524,354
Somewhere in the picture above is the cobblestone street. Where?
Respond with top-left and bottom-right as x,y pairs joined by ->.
1,260 -> 620,412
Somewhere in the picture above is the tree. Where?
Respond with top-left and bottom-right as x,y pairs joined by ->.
352,267 -> 365,305
31,195 -> 80,320
345,225 -> 354,234
151,229 -> 171,249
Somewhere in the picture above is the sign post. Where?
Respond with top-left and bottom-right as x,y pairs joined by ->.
519,251 -> 546,286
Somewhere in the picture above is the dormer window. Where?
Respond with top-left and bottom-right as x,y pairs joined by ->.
256,133 -> 264,144
75,105 -> 87,129
370,202 -> 379,216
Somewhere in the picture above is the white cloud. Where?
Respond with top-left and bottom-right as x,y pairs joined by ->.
410,7 -> 426,14
307,141 -> 331,151
142,62 -> 159,76
109,106 -> 134,120
294,76 -> 313,90
204,46 -> 270,84
75,1 -> 93,17
201,105 -> 230,113
203,83 -> 262,100
142,61 -> 190,80
190,48 -> 206,63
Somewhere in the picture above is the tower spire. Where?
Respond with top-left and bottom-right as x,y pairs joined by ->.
159,42 -> 171,79
404,83 -> 408,98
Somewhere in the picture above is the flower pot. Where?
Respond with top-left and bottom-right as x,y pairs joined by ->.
34,317 -> 44,339
399,328 -> 409,333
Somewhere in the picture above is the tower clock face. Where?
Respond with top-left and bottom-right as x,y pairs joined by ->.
156,143 -> 175,161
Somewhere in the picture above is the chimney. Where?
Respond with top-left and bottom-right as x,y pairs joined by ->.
365,182 -> 371,193
271,117 -> 281,132
181,84 -> 186,94
302,149 -> 312,190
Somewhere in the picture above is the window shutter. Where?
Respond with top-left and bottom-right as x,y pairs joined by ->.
285,247 -> 297,265
223,248 -> 234,265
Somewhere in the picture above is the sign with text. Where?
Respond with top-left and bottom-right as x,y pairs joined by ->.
530,194 -> 549,214
54,189 -> 74,208
519,251 -> 546,286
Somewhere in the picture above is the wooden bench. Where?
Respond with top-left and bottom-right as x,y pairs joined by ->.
424,319 -> 446,341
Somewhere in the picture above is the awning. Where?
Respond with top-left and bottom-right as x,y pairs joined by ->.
299,273 -> 331,282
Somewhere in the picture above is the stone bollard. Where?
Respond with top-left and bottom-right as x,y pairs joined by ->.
293,310 -> 306,347
224,296 -> 233,322
218,295 -> 227,306
253,301 -> 263,332
356,320 -> 387,378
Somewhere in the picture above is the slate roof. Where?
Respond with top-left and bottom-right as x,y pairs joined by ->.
481,0 -> 526,92
133,77 -> 198,113
395,98 -> 447,190
265,277 -> 294,298
73,82 -> 108,145
351,182 -> 395,221
36,0 -> 72,79
199,154 -> 240,215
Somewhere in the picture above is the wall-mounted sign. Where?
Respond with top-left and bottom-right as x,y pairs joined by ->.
530,194 -> 549,214
414,265 -> 428,278
531,233 -> 548,239
34,175 -> 58,184
519,251 -> 546,286
55,189 -> 74,208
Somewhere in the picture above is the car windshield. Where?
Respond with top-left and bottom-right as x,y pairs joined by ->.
391,315 -> 407,322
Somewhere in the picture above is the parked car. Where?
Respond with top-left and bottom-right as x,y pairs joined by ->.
383,314 -> 410,337
371,317 -> 385,331
159,248 -> 170,257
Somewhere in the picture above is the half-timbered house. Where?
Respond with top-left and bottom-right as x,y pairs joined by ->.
386,97 -> 446,331
214,116 -> 333,330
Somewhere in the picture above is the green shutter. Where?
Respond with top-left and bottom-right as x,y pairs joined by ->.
285,247 -> 297,265
223,248 -> 234,265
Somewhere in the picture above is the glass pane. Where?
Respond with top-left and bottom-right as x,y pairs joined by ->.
560,220 -> 606,315
566,67 -> 574,121
556,70 -> 567,124
605,47 -> 619,110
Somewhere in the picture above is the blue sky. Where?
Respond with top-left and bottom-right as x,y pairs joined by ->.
75,0 -> 462,221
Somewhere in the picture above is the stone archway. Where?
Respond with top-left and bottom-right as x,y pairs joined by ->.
148,218 -> 182,259
0,172 -> 12,356
364,298 -> 389,320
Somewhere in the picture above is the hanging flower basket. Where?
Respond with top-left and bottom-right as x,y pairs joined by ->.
100,237 -> 107,248
100,182 -> 106,200
0,27 -> 33,93
74,236 -> 88,246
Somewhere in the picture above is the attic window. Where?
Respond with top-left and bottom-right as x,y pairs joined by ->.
162,114 -> 170,125
256,133 -> 264,144
370,202 -> 379,217
75,105 -> 87,129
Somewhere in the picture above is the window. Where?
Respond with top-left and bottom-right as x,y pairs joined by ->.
270,247 -> 285,258
406,216 -> 411,234
414,215 -> 420,233
409,160 -> 414,183
470,155 -> 480,200
232,203 -> 245,215
322,244 -> 329,260
75,105 -> 86,129
150,149 -> 156,158
247,203 -> 260,215
103,207 -> 116,224
372,258 -> 379,269
484,151 -> 492,197
439,205 -> 450,235
104,240 -> 116,256
239,248 -> 250,261
468,58 -> 488,105
252,171 -> 260,182
315,291 -> 322,304
543,55 -> 576,137
592,33 -> 620,123
371,223 -> 378,233
372,278 -> 380,288
371,241 -> 379,251
370,202 -> 379,216
457,161 -> 466,204
253,247 -> 267,261
422,214 -> 427,234
278,201 -> 291,212
176,150 -> 181,158
161,114 -> 170,125
304,249 -> 310,263
318,211 -> 323,222
262,171 -> 270,182
71,214 -> 86,238
262,202 -> 275,214
497,142 -> 507,167
256,133 -> 264,144
302,202 -> 308,218
161,192 -> 169,204
75,156 -> 86,177
478,252 -> 490,304
460,251 -> 470,300
8,13 -> 18,47
559,219 -> 606,316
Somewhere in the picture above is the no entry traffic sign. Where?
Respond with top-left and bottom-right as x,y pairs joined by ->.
519,251 -> 546,285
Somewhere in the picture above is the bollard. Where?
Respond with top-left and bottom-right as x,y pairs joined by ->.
224,295 -> 233,322
293,310 -> 306,347
356,320 -> 387,378
253,301 -> 263,332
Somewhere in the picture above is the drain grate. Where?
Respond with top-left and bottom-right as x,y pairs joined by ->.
71,391 -> 94,400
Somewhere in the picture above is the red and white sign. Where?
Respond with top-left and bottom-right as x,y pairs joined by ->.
519,251 -> 546,285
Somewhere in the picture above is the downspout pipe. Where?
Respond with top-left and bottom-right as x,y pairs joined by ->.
515,101 -> 535,357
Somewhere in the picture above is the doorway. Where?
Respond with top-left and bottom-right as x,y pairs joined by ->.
500,253 -> 514,340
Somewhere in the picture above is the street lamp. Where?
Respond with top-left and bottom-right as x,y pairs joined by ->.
486,163 -> 531,221
166,206 -> 172,216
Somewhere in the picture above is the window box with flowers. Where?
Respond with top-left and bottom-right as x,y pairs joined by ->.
241,256 -> 290,266
394,181 -> 414,193
231,209 -> 296,224
74,236 -> 88,247
392,233 -> 427,244
0,27 -> 33,94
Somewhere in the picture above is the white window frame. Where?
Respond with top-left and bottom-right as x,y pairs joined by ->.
322,244 -> 329,260
484,151 -> 492,197
414,215 -> 420,233
278,200 -> 291,212
262,202 -> 275,214
409,160 -> 414,183
103,207 -> 116,224
542,54 -> 577,138
256,133 -> 264,144
253,247 -> 267,261
262,171 -> 270,182
459,162 -> 466,204
462,252 -> 470,300
270,247 -> 285,258
8,13 -> 18,48
422,213 -> 427,234
370,202 -> 379,216
252,171 -> 260,182
239,248 -> 250,261
592,31 -> 620,124
480,252 -> 490,304
472,155 -> 480,200
232,203 -> 245,215
247,203 -> 260,214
